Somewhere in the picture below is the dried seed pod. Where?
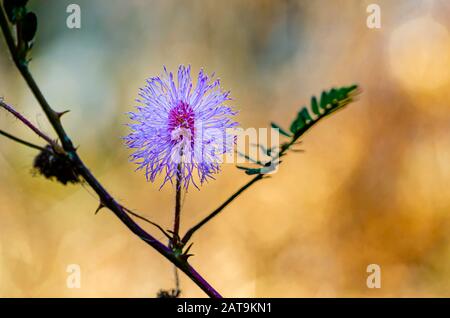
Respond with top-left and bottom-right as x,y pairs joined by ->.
156,289 -> 180,298
33,145 -> 80,185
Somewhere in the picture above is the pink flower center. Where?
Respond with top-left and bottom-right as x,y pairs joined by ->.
168,101 -> 195,144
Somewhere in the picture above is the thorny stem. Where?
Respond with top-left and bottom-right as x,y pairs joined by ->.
0,5 -> 221,298
0,129 -> 46,151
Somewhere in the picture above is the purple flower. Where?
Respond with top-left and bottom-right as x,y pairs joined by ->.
125,65 -> 238,189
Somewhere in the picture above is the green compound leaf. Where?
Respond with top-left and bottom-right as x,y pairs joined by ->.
289,85 -> 359,138
236,84 -> 359,176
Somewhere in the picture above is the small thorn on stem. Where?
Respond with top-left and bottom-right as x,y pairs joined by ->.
183,242 -> 194,255
95,202 -> 105,214
56,110 -> 70,118
180,253 -> 194,262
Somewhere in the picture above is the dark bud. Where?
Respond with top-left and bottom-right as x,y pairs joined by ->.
157,289 -> 181,298
21,11 -> 37,42
3,0 -> 28,23
33,145 -> 80,185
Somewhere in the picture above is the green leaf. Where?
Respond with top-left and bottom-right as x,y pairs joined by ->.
319,91 -> 329,110
290,107 -> 314,134
244,168 -> 262,175
236,166 -> 261,175
311,96 -> 320,116
271,122 -> 291,137
299,108 -> 313,124
236,165 -> 261,175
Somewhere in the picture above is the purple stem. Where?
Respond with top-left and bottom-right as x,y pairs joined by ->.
0,99 -> 55,147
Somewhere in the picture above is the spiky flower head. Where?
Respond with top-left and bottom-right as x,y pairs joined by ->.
125,65 -> 238,189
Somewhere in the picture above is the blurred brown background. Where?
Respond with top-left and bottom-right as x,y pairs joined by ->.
0,0 -> 450,297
